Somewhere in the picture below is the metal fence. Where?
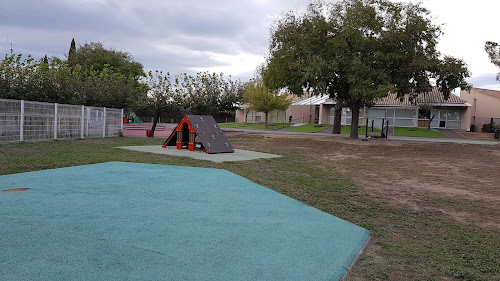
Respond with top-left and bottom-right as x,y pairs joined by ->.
0,98 -> 123,143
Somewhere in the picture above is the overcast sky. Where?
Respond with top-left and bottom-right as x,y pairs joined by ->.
1,0 -> 499,90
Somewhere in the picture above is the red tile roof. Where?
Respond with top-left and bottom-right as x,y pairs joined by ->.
290,87 -> 470,106
375,87 -> 469,106
471,87 -> 500,100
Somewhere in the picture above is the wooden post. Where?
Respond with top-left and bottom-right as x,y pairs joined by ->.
188,132 -> 195,151
176,130 -> 182,150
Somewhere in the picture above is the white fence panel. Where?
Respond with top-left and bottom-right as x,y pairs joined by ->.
23,100 -> 56,141
0,99 -> 22,142
0,98 -> 123,143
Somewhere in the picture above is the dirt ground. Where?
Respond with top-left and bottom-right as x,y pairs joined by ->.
232,133 -> 500,234
454,130 -> 500,141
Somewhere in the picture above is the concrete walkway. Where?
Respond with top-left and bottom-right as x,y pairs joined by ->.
116,146 -> 282,162
230,127 -> 500,145
435,128 -> 466,139
122,123 -> 499,145
387,136 -> 500,145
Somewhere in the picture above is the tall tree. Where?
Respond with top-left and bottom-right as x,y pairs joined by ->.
244,68 -> 292,128
485,41 -> 500,80
68,38 -> 76,67
71,42 -> 144,78
144,70 -> 182,137
265,0 -> 470,138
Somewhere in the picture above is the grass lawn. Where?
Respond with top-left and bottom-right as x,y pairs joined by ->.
394,127 -> 448,138
217,122 -> 263,128
246,123 -> 292,130
1,137 -> 498,280
284,124 -> 332,133
341,126 -> 381,135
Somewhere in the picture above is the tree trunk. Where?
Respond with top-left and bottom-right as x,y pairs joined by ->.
332,99 -> 343,134
428,114 -> 436,130
265,112 -> 268,128
150,112 -> 160,137
349,101 -> 361,139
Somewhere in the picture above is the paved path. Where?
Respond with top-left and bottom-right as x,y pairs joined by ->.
435,128 -> 466,139
229,128 -> 500,145
122,123 -> 499,145
116,146 -> 282,162
387,136 -> 499,145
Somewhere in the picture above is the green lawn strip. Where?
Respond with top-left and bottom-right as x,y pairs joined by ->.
1,137 -> 498,280
217,122 -> 263,128
341,125 -> 381,135
394,127 -> 448,138
283,124 -> 332,133
246,123 -> 293,130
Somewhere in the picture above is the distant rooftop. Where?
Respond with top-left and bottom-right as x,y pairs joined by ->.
376,87 -> 469,106
291,95 -> 332,105
291,87 -> 469,107
469,87 -> 500,100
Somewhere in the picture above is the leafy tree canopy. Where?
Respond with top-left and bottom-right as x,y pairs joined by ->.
142,70 -> 183,136
265,0 -> 470,138
244,68 -> 292,128
174,72 -> 245,116
70,42 -> 145,78
0,54 -> 147,109
485,41 -> 500,81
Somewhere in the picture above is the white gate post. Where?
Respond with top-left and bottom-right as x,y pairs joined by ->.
120,108 -> 124,134
81,105 -> 85,139
20,100 -> 24,142
54,103 -> 58,140
102,107 -> 106,138
86,108 -> 90,137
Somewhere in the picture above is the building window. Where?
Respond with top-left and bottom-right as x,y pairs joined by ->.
418,108 -> 431,119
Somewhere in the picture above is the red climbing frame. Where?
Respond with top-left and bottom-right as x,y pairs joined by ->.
162,115 -> 234,154
163,116 -> 196,151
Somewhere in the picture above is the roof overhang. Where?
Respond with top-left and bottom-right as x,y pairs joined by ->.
291,95 -> 331,105
372,105 -> 416,109
424,103 -> 471,107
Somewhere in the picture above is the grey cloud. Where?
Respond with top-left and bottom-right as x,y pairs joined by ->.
467,73 -> 500,90
1,0 -> 310,80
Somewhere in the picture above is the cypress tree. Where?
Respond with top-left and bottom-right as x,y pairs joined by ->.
68,38 -> 76,67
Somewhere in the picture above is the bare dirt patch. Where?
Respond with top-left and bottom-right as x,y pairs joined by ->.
231,133 -> 500,233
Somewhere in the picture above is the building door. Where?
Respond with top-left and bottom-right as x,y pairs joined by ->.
314,105 -> 320,124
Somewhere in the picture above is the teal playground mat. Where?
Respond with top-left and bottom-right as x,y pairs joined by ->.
0,162 -> 370,281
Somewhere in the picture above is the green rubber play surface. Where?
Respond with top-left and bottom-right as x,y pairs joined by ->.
0,162 -> 370,280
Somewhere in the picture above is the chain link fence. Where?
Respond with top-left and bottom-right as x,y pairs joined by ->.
0,98 -> 123,143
